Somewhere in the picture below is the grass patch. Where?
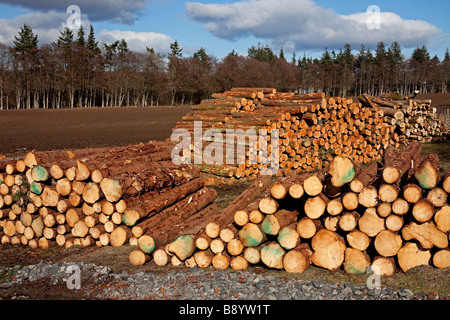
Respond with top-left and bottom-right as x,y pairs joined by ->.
0,268 -> 18,283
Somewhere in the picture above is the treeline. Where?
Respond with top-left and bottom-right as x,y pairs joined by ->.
0,24 -> 449,109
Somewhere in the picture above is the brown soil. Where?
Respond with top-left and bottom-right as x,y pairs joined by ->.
0,106 -> 192,157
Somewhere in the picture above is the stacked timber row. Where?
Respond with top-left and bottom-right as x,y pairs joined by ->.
172,88 -> 446,183
132,142 -> 450,274
0,141 -> 217,249
358,94 -> 446,143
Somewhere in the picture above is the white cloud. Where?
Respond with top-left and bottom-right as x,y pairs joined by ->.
0,10 -> 91,46
186,0 -> 442,51
0,10 -> 173,55
97,30 -> 173,54
0,0 -> 148,24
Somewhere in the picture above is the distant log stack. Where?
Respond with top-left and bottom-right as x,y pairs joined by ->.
135,143 -> 449,274
170,88 -> 446,184
0,141 -> 217,250
359,94 -> 446,144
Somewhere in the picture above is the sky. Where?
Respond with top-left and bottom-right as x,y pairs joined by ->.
0,0 -> 448,61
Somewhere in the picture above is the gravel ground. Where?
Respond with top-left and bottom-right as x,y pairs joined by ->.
0,261 -> 440,301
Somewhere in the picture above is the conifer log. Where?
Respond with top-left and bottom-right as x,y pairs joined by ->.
412,198 -> 435,223
434,205 -> 450,233
376,202 -> 392,218
350,162 -> 379,193
402,222 -> 448,249
382,142 -> 421,184
327,198 -> 344,216
346,230 -> 371,251
122,177 -> 205,226
343,248 -> 370,274
137,235 -> 156,254
304,194 -> 329,219
230,256 -> 248,271
311,229 -> 346,271
259,197 -> 279,215
212,253 -> 230,270
342,192 -> 359,211
110,226 -> 132,247
283,244 -> 311,273
261,209 -> 298,236
358,208 -> 385,237
327,156 -> 356,187
296,217 -> 321,239
391,198 -> 409,216
397,242 -> 431,272
277,223 -> 300,250
129,250 -> 150,266
169,234 -> 196,261
433,249 -> 450,269
374,230 -> 403,257
243,246 -> 261,265
194,250 -> 214,268
238,223 -> 266,247
339,211 -> 360,232
414,154 -> 440,190
426,187 -> 447,207
358,186 -> 378,208
403,184 -> 423,204
153,249 -> 169,267
385,214 -> 404,232
371,256 -> 396,276
260,242 -> 285,269
442,172 -> 450,194
227,238 -> 245,256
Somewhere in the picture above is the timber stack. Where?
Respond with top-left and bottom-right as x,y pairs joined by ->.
133,142 -> 450,274
171,88 -> 446,182
358,94 -> 446,143
0,141 -> 218,250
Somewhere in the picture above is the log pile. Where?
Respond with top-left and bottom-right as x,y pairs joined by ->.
358,94 -> 446,143
0,141 -> 217,250
134,142 -> 450,274
171,88 -> 446,183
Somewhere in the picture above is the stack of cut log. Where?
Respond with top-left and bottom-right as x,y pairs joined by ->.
0,141 -> 216,250
134,142 -> 450,274
172,88 -> 419,181
359,94 -> 446,143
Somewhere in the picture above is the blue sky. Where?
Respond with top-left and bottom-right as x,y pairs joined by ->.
0,0 -> 448,60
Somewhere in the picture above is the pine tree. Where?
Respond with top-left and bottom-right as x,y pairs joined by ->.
54,27 -> 74,48
13,24 -> 38,52
193,47 -> 208,61
342,44 -> 354,67
443,48 -> 449,61
411,45 -> 430,64
247,43 -> 275,62
320,47 -> 333,66
387,41 -> 404,67
86,25 -> 100,53
76,25 -> 86,46
117,39 -> 128,53
375,41 -> 387,64
279,47 -> 285,60
169,40 -> 183,58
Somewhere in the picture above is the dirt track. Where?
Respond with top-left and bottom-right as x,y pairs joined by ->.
0,106 -> 192,156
